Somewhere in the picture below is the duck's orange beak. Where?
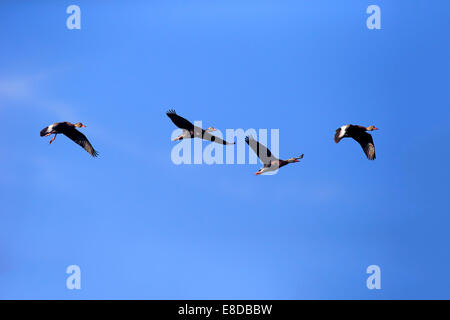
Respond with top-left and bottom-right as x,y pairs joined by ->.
81,125 -> 86,128
255,171 -> 262,175
373,127 -> 378,130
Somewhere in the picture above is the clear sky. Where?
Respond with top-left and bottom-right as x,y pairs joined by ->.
0,0 -> 449,299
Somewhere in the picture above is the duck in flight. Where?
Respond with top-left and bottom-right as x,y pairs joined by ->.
334,124 -> 378,160
40,122 -> 99,157
166,109 -> 235,145
245,136 -> 304,175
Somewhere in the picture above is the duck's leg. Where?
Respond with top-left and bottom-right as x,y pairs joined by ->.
172,135 -> 183,141
49,134 -> 57,144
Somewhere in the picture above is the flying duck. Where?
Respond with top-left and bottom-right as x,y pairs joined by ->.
166,109 -> 235,145
245,136 -> 304,175
40,122 -> 99,157
334,124 -> 378,160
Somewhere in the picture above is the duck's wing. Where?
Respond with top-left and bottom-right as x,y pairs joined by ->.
62,127 -> 99,157
40,126 -> 51,137
202,131 -> 235,145
334,128 -> 343,143
166,109 -> 195,131
334,125 -> 350,143
245,136 -> 277,165
40,122 -> 61,136
352,132 -> 376,160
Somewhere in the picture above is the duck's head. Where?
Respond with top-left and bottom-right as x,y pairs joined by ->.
366,125 -> 378,131
287,154 -> 304,163
255,168 -> 265,175
74,122 -> 86,128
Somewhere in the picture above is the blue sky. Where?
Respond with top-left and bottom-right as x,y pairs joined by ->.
0,0 -> 449,299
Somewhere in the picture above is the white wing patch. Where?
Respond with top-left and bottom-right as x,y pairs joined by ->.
47,124 -> 55,133
339,125 -> 349,138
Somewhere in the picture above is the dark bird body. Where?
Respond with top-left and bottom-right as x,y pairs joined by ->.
40,122 -> 99,157
334,124 -> 378,160
166,109 -> 235,145
245,136 -> 304,175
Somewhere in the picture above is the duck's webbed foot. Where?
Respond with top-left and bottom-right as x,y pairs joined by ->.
49,135 -> 56,144
173,135 -> 183,141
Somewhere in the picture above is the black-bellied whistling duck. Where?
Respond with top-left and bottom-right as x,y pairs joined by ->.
40,122 -> 99,157
166,109 -> 235,145
334,124 -> 378,160
245,136 -> 304,175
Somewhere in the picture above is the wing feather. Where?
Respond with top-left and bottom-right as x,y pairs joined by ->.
353,132 -> 376,160
166,109 -> 194,131
202,131 -> 235,145
62,127 -> 99,157
334,128 -> 343,143
245,136 -> 277,165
